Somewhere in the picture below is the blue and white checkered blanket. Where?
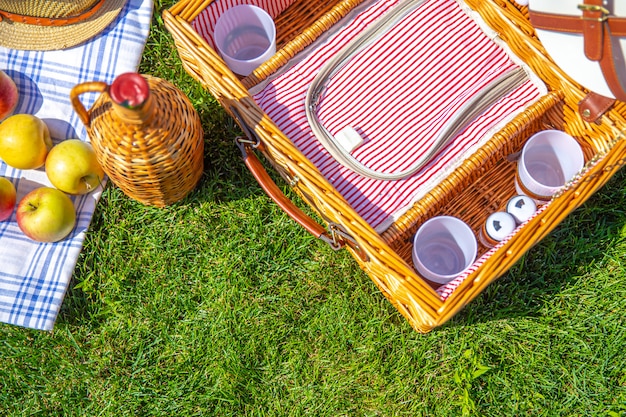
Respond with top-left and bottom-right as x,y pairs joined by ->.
0,0 -> 153,330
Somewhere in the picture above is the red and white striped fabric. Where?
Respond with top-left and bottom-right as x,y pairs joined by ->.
192,0 -> 295,50
192,0 -> 548,300
251,0 -> 545,231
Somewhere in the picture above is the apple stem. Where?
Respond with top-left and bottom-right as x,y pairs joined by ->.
82,175 -> 105,191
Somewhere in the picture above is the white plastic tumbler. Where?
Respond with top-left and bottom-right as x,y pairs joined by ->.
412,216 -> 477,285
213,5 -> 276,76
515,130 -> 584,202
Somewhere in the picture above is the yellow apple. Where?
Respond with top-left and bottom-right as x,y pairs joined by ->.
45,139 -> 105,195
16,187 -> 76,242
0,114 -> 52,169
0,176 -> 16,221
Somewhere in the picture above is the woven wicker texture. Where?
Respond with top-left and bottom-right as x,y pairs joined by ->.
71,75 -> 204,207
0,0 -> 94,16
0,0 -> 127,51
164,0 -> 626,332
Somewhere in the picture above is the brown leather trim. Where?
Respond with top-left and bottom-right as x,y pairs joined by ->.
240,142 -> 328,240
529,11 -> 626,36
529,7 -> 626,102
598,25 -> 626,101
530,11 -> 584,34
578,91 -> 615,123
582,0 -> 605,61
0,0 -> 106,27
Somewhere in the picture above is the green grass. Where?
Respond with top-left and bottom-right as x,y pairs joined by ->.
2,1 -> 626,415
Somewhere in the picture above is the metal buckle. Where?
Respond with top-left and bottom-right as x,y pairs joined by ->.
578,4 -> 610,21
230,107 -> 261,148
326,223 -> 369,261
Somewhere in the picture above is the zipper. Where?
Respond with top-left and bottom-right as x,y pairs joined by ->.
305,0 -> 529,181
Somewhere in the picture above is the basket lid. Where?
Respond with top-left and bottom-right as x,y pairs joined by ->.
529,0 -> 626,99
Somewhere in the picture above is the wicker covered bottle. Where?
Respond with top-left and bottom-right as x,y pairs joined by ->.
70,72 -> 204,207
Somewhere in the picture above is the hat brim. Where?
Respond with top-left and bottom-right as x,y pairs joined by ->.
0,0 -> 128,51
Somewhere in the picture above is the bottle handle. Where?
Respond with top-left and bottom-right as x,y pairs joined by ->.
70,81 -> 108,127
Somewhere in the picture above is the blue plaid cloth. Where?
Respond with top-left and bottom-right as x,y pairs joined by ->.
0,0 -> 153,330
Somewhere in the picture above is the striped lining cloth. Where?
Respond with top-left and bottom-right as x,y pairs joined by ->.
250,0 -> 545,231
191,0 -> 547,300
0,0 -> 153,330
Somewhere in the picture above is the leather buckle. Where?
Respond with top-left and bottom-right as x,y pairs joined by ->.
577,4 -> 610,21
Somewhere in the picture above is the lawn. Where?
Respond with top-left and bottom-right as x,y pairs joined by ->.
2,1 -> 626,416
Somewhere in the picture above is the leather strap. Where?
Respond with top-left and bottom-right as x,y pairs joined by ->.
582,0 -> 605,61
0,0 -> 105,27
529,3 -> 626,102
578,91 -> 615,123
528,10 -> 626,36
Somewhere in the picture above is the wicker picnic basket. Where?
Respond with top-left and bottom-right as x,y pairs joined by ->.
163,0 -> 626,333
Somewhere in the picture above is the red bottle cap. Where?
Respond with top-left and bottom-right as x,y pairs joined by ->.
109,73 -> 150,108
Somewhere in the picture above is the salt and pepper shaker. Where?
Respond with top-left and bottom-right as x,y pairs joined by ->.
480,194 -> 538,248
479,211 -> 517,248
506,195 -> 537,224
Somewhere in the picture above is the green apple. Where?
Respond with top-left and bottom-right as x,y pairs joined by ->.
45,139 -> 105,195
0,114 -> 52,169
0,176 -> 16,221
16,187 -> 76,243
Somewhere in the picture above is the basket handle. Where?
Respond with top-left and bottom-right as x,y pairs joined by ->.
70,81 -> 108,127
236,138 -> 339,245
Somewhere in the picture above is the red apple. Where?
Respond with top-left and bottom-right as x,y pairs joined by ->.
0,176 -> 16,221
45,139 -> 105,195
16,187 -> 76,243
0,70 -> 18,122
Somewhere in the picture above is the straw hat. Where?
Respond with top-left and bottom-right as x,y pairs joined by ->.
0,0 -> 128,51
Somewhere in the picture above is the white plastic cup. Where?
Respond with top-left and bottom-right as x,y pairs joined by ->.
515,130 -> 584,202
213,5 -> 276,76
412,216 -> 478,285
